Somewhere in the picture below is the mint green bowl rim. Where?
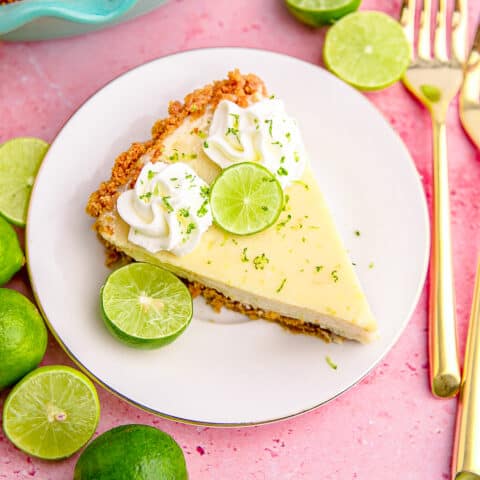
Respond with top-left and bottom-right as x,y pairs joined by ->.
0,0 -> 139,35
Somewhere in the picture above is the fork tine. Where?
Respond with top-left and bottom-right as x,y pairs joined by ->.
418,0 -> 433,60
462,21 -> 480,103
452,0 -> 468,64
434,0 -> 448,61
400,0 -> 416,60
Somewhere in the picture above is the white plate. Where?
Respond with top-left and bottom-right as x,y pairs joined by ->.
27,48 -> 429,426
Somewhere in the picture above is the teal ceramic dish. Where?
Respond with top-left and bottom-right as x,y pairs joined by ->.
0,0 -> 168,41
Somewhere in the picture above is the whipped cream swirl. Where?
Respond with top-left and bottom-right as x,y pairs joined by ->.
203,98 -> 307,188
117,161 -> 212,256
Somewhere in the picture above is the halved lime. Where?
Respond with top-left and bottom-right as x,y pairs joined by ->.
286,0 -> 361,27
2,365 -> 100,460
209,162 -> 284,236
0,288 -> 47,390
101,263 -> 193,349
324,11 -> 411,91
0,137 -> 49,226
74,424 -> 188,480
0,215 -> 24,286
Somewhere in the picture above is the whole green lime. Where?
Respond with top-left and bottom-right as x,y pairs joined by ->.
0,216 -> 24,286
0,288 -> 47,390
74,424 -> 189,480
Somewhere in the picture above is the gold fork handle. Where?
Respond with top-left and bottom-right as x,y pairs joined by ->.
429,119 -> 461,398
453,256 -> 480,478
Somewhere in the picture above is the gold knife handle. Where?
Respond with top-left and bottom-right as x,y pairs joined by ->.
453,256 -> 480,478
429,119 -> 461,398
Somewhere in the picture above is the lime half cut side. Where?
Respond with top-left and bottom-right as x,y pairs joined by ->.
0,137 -> 49,226
286,0 -> 361,27
2,365 -> 100,460
101,263 -> 193,349
324,11 -> 411,91
209,162 -> 284,236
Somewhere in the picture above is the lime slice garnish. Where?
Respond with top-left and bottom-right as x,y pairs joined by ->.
0,137 -> 49,227
0,216 -> 24,286
285,0 -> 361,27
74,424 -> 189,480
2,365 -> 100,460
101,262 -> 193,348
324,11 -> 411,91
209,162 -> 284,236
0,288 -> 47,389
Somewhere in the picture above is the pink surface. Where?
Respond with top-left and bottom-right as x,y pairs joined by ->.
1,0 -> 480,478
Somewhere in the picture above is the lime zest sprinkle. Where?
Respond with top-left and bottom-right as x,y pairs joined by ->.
186,223 -> 196,234
301,237 -> 307,243
179,208 -> 190,218
277,213 -> 292,230
226,127 -> 241,144
369,262 -> 375,269
161,196 -> 173,213
285,132 -> 291,141
354,230 -> 361,237
265,119 -> 273,136
253,253 -> 269,270
331,270 -> 339,282
326,356 -> 337,370
277,167 -> 288,176
147,170 -> 155,180
139,192 -> 152,202
203,141 -> 209,149
315,265 -> 324,272
241,247 -> 249,262
229,113 -> 240,129
276,278 -> 287,293
261,206 -> 269,211
293,179 -> 309,190
197,200 -> 209,218
200,185 -> 210,198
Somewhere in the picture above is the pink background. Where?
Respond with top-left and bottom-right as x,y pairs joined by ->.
1,0 -> 480,478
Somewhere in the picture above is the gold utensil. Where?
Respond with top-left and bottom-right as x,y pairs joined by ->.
453,22 -> 480,479
460,21 -> 480,149
453,256 -> 480,479
400,0 -> 468,398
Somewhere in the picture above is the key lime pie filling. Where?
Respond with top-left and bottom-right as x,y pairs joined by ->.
87,70 -> 377,343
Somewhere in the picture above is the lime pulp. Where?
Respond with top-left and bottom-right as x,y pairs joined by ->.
0,137 -> 49,226
0,215 -> 24,286
101,262 -> 193,349
2,365 -> 100,460
0,288 -> 47,390
209,162 -> 284,236
286,0 -> 361,27
323,11 -> 411,91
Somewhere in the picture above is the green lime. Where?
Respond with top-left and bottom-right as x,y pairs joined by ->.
209,162 -> 284,236
2,365 -> 100,459
286,0 -> 361,27
0,288 -> 47,390
0,216 -> 24,286
101,262 -> 193,349
0,137 -> 49,227
324,11 -> 411,91
74,424 -> 188,480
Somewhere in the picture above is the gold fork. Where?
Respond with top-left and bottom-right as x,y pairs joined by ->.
452,22 -> 480,479
400,0 -> 468,398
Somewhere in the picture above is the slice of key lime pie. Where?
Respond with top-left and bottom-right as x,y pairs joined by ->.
87,70 -> 377,343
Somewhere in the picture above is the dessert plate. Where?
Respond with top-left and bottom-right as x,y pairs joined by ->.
27,48 -> 429,426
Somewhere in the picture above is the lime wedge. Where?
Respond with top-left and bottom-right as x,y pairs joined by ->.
0,216 -> 24,286
101,263 -> 193,348
209,162 -> 284,236
0,137 -> 49,227
324,11 -> 411,91
286,0 -> 361,27
2,365 -> 100,460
